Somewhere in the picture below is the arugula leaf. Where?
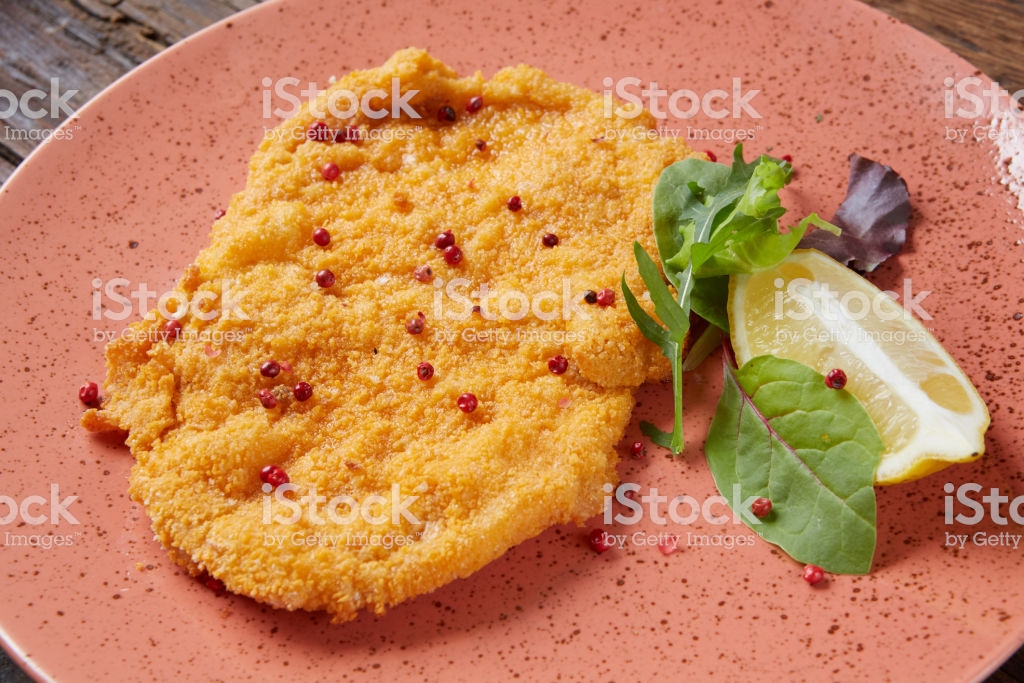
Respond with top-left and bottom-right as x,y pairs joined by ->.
653,144 -> 840,284
624,143 -> 841,454
622,243 -> 688,453
797,153 -> 911,273
680,324 -> 722,372
705,354 -> 883,574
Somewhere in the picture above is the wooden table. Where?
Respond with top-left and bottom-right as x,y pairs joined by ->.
0,1 -> 1021,681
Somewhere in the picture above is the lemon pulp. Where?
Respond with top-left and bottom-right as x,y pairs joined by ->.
729,249 -> 989,485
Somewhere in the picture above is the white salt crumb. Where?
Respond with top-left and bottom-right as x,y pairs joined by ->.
991,111 -> 1024,212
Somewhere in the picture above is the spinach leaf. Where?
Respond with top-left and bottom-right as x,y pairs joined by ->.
690,276 -> 730,331
705,354 -> 883,574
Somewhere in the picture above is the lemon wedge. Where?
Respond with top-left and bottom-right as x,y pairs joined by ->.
729,249 -> 989,485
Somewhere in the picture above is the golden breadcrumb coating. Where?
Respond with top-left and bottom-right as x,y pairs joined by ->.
83,48 -> 696,621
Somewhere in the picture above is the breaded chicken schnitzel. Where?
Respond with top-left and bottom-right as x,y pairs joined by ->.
83,48 -> 696,621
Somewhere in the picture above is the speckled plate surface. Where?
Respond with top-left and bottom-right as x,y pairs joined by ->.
2,0 -> 1023,680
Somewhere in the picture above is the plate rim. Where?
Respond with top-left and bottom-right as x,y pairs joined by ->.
0,0 -> 1021,680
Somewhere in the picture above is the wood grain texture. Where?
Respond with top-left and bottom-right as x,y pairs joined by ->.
864,0 -> 1024,92
0,0 -> 256,163
0,0 -> 1021,681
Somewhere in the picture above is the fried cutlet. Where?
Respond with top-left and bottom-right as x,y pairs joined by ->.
83,48 -> 696,621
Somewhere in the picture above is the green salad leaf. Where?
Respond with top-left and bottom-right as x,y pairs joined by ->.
620,144 -> 908,575
653,144 -> 839,286
621,244 -> 688,452
705,355 -> 883,574
689,276 -> 730,332
624,144 -> 840,454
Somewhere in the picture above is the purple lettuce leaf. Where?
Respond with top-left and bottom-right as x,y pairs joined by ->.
797,153 -> 910,272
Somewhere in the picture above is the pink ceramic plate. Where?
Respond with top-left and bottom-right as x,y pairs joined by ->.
2,0 -> 1023,680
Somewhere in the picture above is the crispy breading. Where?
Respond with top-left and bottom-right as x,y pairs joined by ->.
83,49 -> 695,621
